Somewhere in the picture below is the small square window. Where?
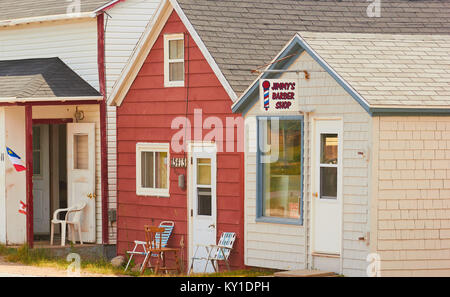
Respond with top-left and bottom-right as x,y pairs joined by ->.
164,34 -> 185,87
136,143 -> 170,197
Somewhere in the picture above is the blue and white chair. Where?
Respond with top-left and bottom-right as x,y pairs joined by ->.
124,221 -> 175,272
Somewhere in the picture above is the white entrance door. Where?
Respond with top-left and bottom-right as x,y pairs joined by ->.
0,108 -> 5,244
189,143 -> 217,273
33,125 -> 50,235
312,120 -> 342,255
67,123 -> 96,243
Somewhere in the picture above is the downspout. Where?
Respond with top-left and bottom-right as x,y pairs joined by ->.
97,12 -> 109,245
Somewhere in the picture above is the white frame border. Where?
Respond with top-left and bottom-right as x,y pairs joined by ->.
136,142 -> 170,198
164,33 -> 185,88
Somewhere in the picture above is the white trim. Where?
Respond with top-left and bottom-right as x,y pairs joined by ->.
187,141 -> 217,272
108,0 -> 238,106
107,0 -> 173,106
231,35 -> 299,111
0,97 -> 103,103
310,118 -> 344,274
169,0 -> 237,102
93,0 -> 123,13
136,142 -> 170,198
164,33 -> 185,88
0,12 -> 96,27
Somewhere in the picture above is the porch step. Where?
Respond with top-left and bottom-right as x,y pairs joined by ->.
274,269 -> 338,277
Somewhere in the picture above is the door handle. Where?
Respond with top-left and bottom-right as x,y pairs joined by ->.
208,224 -> 216,229
87,193 -> 97,199
313,192 -> 318,198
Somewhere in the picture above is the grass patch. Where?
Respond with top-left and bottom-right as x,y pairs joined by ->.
0,244 -> 274,277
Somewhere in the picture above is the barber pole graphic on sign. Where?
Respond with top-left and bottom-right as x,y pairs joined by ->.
6,147 -> 26,172
260,79 -> 299,112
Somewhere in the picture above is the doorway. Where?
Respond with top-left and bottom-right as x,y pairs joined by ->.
32,124 -> 67,240
188,142 -> 217,273
311,119 -> 343,255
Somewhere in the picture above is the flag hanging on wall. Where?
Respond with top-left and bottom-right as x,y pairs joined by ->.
6,147 -> 26,172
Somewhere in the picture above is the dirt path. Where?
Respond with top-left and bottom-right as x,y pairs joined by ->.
0,256 -> 117,277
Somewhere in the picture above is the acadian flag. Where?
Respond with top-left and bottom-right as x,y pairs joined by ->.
6,147 -> 26,172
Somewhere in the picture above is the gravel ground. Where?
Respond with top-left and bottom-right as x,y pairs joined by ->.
0,256 -> 117,277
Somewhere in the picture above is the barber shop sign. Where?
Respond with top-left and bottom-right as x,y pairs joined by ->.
260,79 -> 299,112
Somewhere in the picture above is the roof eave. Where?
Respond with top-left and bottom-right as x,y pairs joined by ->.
0,11 -> 97,27
232,33 -> 373,115
0,96 -> 103,103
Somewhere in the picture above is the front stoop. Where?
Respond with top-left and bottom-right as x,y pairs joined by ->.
274,269 -> 337,277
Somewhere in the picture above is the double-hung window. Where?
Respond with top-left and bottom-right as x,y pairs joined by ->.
136,143 -> 170,197
164,34 -> 185,87
257,116 -> 303,224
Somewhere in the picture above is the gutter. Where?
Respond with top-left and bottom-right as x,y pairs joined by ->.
0,96 -> 103,103
0,12 -> 97,27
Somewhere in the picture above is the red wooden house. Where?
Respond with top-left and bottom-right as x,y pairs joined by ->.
108,0 -> 246,272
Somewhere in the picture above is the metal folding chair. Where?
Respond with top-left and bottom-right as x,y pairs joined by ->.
189,232 -> 236,273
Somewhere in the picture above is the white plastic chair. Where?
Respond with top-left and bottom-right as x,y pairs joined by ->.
50,202 -> 87,246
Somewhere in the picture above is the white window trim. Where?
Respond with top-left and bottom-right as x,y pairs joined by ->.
164,33 -> 185,88
136,143 -> 170,197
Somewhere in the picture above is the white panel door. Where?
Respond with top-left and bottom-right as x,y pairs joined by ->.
189,143 -> 217,273
33,125 -> 50,235
67,123 -> 96,243
312,120 -> 343,255
0,108 -> 5,244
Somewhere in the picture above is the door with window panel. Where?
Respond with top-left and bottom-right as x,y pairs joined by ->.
313,120 -> 342,255
67,123 -> 96,243
190,145 -> 217,273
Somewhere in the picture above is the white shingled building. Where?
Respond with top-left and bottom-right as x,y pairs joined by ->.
233,31 -> 450,277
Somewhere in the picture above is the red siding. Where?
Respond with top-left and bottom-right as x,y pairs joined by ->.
116,11 -> 245,271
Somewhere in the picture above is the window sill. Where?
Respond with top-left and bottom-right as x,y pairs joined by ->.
255,217 -> 303,226
164,81 -> 185,88
136,190 -> 170,198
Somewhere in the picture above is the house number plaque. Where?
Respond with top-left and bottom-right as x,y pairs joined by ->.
171,157 -> 187,168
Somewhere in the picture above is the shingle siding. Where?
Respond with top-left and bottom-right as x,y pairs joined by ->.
376,116 -> 450,276
177,0 -> 450,96
244,51 -> 371,276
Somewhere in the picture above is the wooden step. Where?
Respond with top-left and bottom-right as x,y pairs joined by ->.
274,269 -> 337,277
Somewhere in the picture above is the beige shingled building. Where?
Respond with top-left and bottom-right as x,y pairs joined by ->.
233,29 -> 450,277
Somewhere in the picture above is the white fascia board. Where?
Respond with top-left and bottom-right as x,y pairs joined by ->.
169,0 -> 238,102
0,12 -> 96,27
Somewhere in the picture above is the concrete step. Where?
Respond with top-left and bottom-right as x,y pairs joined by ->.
274,269 -> 338,277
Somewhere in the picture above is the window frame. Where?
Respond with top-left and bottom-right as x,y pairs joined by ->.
136,143 -> 170,197
164,33 -> 185,88
256,115 -> 304,225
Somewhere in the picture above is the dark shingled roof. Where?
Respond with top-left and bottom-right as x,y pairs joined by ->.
0,0 -> 111,22
0,58 -> 102,99
176,0 -> 450,96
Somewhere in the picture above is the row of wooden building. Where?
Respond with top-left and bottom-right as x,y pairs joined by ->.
0,0 -> 450,277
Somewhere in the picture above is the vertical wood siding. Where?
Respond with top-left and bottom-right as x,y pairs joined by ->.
244,52 -> 371,276
116,11 -> 245,270
104,0 -> 162,244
